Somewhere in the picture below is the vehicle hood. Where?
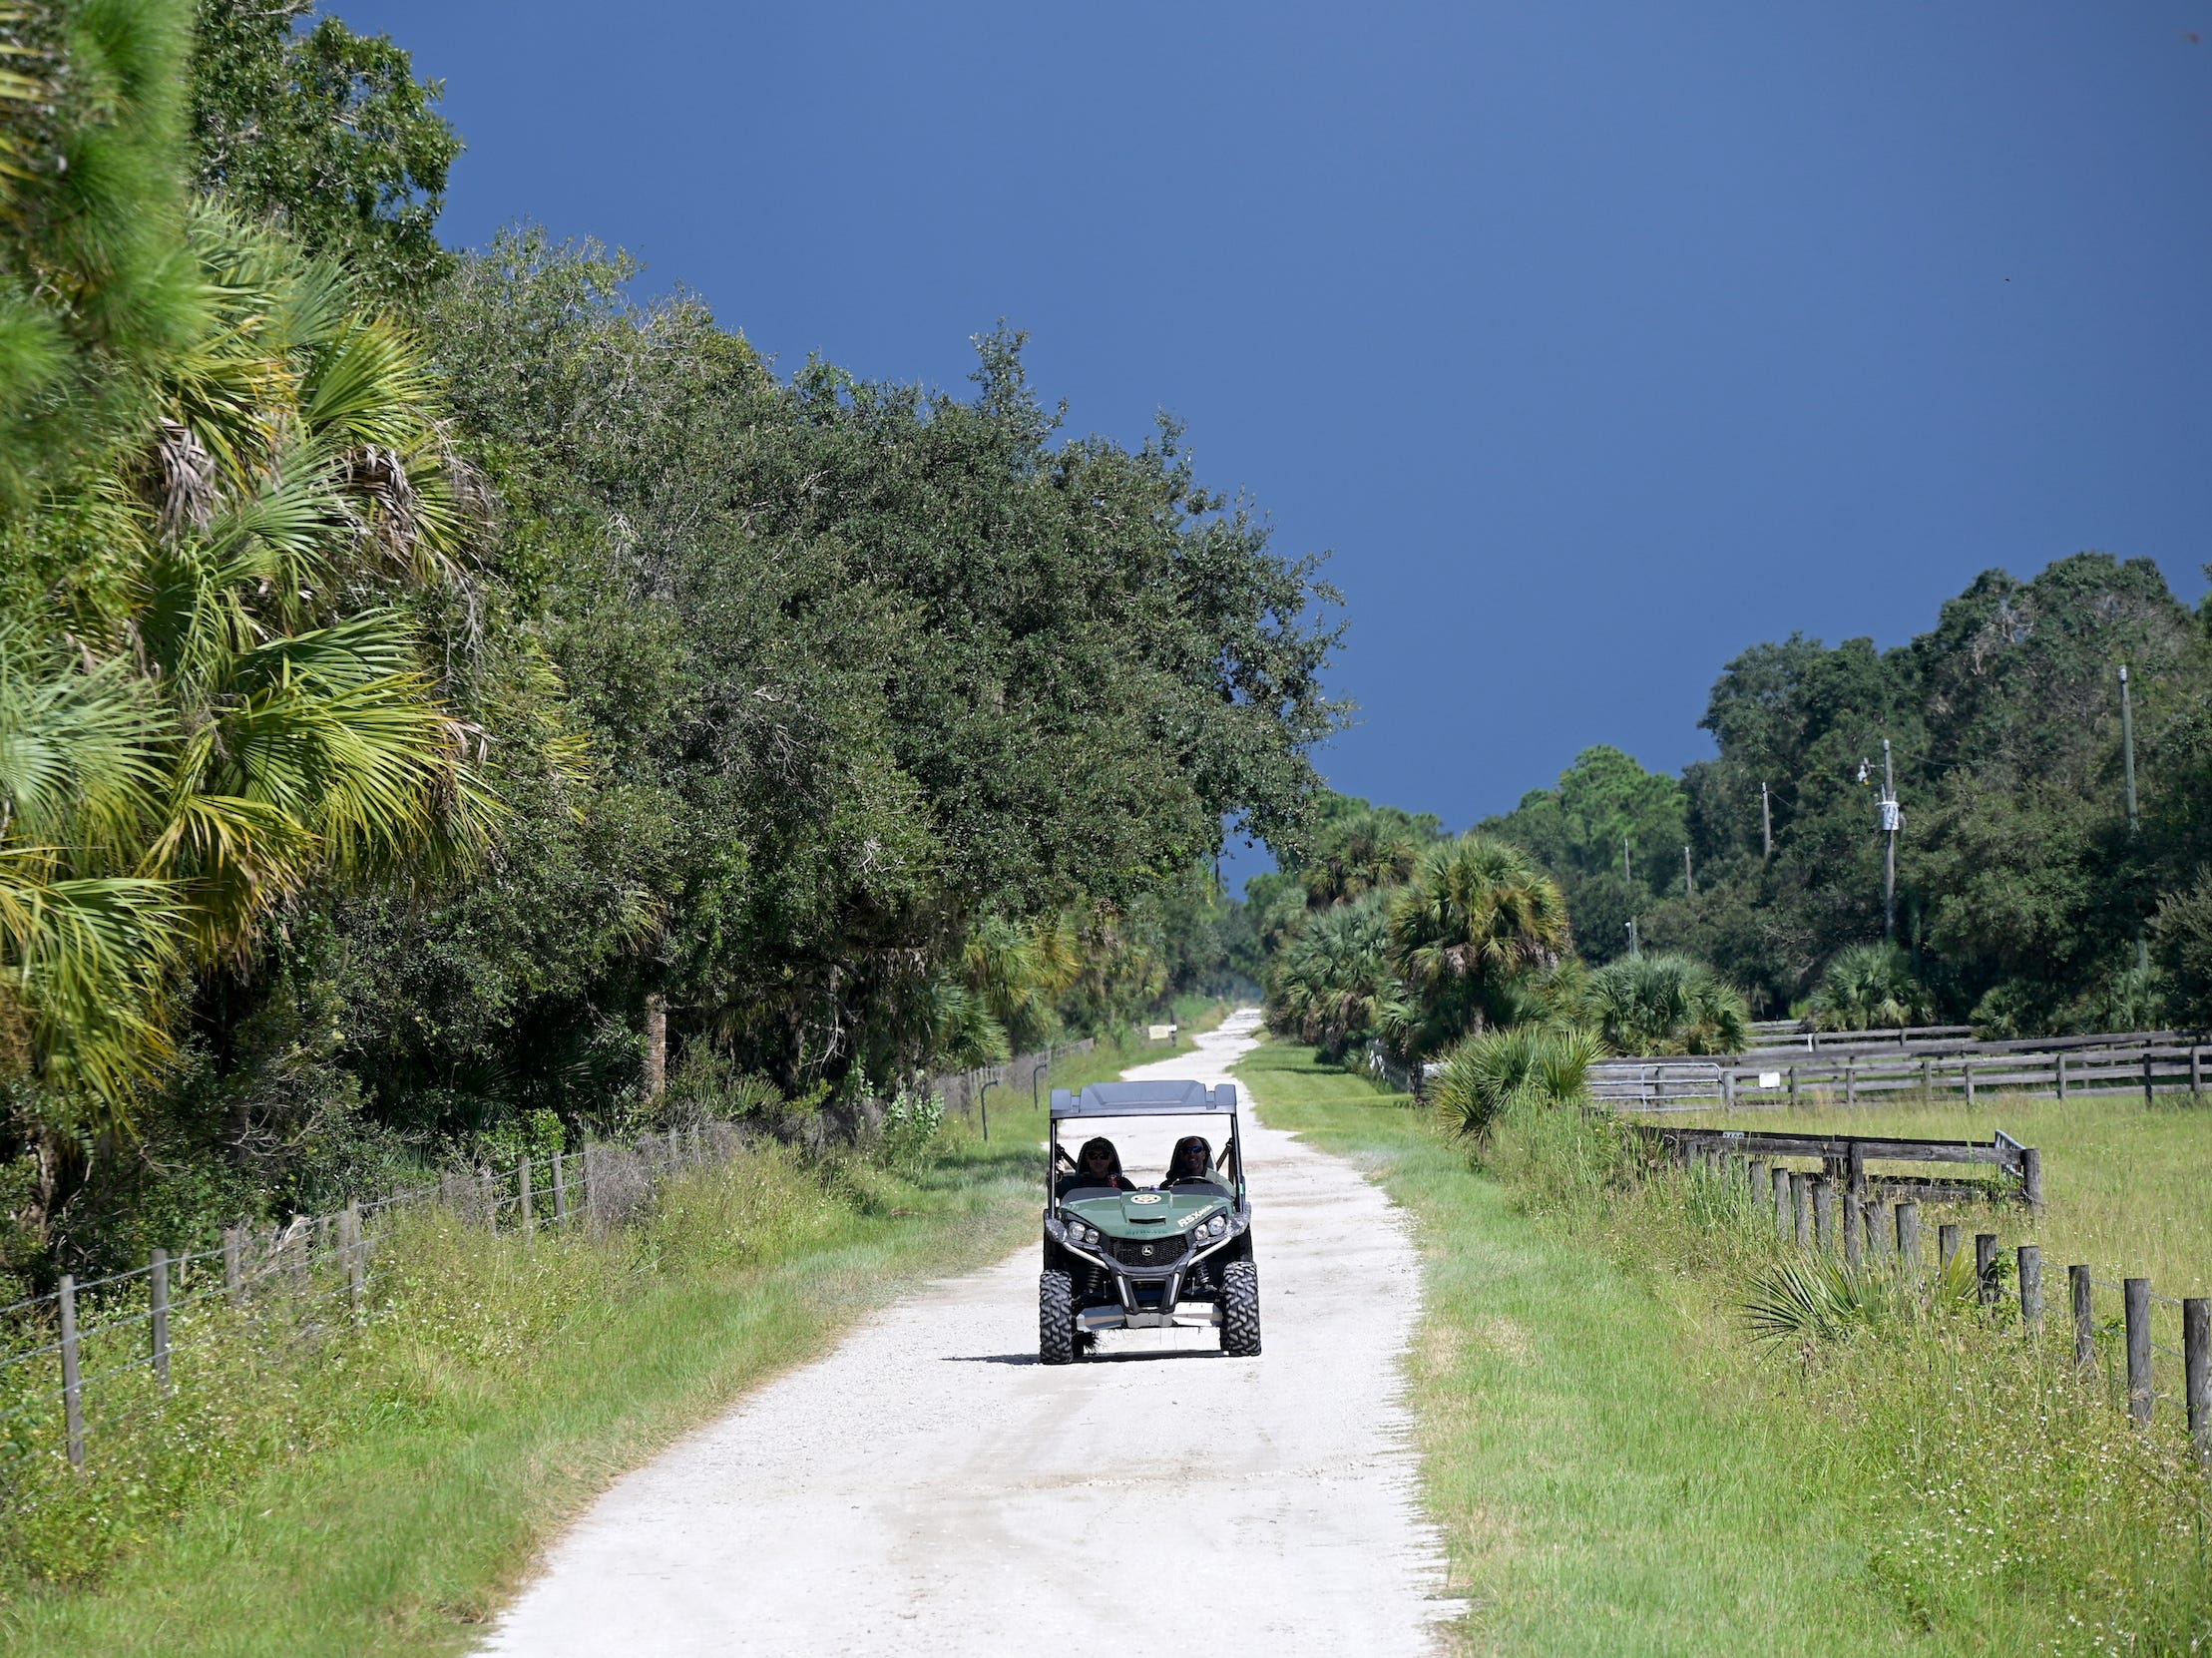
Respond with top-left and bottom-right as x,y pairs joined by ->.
1062,1188 -> 1228,1239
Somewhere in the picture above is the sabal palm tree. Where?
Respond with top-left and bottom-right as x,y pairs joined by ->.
1387,835 -> 1570,1052
1300,809 -> 1424,909
2,207 -> 494,1137
1266,890 -> 1393,1059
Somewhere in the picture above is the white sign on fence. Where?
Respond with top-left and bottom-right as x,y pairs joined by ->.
1757,1071 -> 1783,1089
1146,1024 -> 1175,1041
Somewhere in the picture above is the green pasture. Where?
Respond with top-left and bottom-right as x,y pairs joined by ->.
1668,1090 -> 2212,1294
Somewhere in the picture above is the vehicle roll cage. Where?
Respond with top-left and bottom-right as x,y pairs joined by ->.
1046,1082 -> 1246,1218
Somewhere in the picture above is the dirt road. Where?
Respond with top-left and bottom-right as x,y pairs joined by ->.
481,1009 -> 1453,1655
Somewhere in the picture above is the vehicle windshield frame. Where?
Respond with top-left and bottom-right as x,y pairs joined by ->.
1047,1085 -> 1245,1218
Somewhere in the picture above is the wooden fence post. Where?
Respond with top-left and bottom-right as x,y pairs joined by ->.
2186,1298 -> 2210,1467
2144,1052 -> 2157,1107
1964,1060 -> 1977,1108
59,1274 -> 83,1467
1846,1142 -> 1867,1200
1921,1055 -> 1933,1099
1864,1198 -> 1890,1264
1812,1177 -> 1835,1252
2072,1265 -> 2095,1374
1774,1166 -> 1791,1239
2126,1277 -> 2153,1426
2018,1245 -> 2042,1331
2022,1146 -> 2043,1212
1897,1201 -> 1921,1273
1976,1233 -> 1999,1307
2192,1043 -> 2203,1100
519,1156 -> 536,1240
1843,1190 -> 1863,1269
1845,1056 -> 1857,1106
1793,1173 -> 1813,1247
1747,1159 -> 1767,1207
344,1201 -> 363,1324
2057,1052 -> 2068,1102
1789,1064 -> 1798,1106
223,1226 -> 241,1304
553,1149 -> 569,1225
1940,1223 -> 1962,1278
150,1247 -> 171,1394
1723,1070 -> 1736,1110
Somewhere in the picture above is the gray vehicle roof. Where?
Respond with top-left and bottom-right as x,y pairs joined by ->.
1050,1080 -> 1238,1118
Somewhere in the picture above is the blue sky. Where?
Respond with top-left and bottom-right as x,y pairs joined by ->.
349,1 -> 2212,884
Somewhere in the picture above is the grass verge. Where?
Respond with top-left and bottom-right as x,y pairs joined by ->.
0,1127 -> 1037,1657
1234,1040 -> 1928,1656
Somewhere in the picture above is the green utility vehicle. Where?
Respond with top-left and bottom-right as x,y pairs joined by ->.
1039,1079 -> 1259,1364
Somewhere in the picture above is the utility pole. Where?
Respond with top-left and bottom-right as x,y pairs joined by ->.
1622,835 -> 1631,888
2121,664 -> 2146,971
1683,843 -> 1694,898
1880,739 -> 1900,944
1625,918 -> 1639,958
1760,782 -> 1772,861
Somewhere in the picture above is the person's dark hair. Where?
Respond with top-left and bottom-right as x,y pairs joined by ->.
1077,1137 -> 1123,1177
1167,1135 -> 1212,1180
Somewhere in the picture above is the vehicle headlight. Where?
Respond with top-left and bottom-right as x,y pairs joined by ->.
1203,1214 -> 1227,1239
1069,1222 -> 1099,1247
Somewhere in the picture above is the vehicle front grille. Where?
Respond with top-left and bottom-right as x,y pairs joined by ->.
1106,1231 -> 1185,1269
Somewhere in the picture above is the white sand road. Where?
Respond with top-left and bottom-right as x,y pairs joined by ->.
481,1009 -> 1455,1656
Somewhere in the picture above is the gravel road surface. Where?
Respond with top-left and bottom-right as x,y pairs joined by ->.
481,1009 -> 1453,1656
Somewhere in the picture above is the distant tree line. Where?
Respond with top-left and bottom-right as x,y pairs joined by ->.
1484,552 -> 2210,1035
0,0 -> 1337,1283
1262,553 -> 2210,1068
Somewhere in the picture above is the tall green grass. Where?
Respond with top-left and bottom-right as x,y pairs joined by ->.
0,1127 -> 1038,1655
1486,1094 -> 2212,1652
1236,1043 -> 1931,1656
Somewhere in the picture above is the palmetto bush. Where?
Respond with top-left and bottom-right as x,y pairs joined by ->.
1430,1024 -> 1604,1138
1807,943 -> 1933,1033
1586,952 -> 1750,1055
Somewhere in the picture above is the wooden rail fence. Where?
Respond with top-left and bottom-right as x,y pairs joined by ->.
1634,1123 -> 2041,1209
1664,1134 -> 2212,1460
1595,1032 -> 2210,1112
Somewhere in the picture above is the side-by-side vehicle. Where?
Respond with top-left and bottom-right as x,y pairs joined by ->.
1039,1080 -> 1260,1364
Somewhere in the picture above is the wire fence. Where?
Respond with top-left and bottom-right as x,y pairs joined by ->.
0,1036 -> 1100,1482
0,1120 -> 750,1474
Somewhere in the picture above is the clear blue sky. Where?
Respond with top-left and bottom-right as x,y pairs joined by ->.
348,1 -> 2212,884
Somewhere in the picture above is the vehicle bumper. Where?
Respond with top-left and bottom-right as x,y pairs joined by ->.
1077,1302 -> 1223,1332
